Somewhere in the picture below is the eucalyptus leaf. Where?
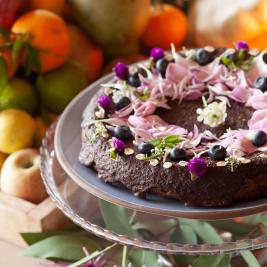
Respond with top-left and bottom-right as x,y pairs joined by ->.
171,224 -> 197,244
129,249 -> 159,267
207,220 -> 254,236
21,231 -> 80,246
0,57 -> 8,91
240,251 -> 261,267
22,235 -> 100,261
180,219 -> 222,244
99,200 -> 138,237
172,224 -> 198,265
192,255 -> 227,267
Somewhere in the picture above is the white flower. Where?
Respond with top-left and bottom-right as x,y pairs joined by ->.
197,101 -> 227,128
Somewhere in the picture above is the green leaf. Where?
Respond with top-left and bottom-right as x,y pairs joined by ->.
164,134 -> 180,144
192,255 -> 229,267
150,139 -> 161,146
99,200 -> 138,237
180,219 -> 223,244
21,232 -> 57,246
20,231 -> 79,246
12,34 -> 25,67
240,251 -> 261,267
0,56 -> 7,91
129,249 -> 159,267
171,224 -> 197,244
207,220 -> 255,236
24,43 -> 41,75
172,224 -> 198,265
22,235 -> 101,261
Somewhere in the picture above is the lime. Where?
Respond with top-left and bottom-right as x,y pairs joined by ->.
0,109 -> 36,154
36,64 -> 88,113
0,78 -> 38,114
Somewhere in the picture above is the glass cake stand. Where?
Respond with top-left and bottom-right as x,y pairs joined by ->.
40,122 -> 267,255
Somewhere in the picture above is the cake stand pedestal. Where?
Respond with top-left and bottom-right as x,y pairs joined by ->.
40,123 -> 267,256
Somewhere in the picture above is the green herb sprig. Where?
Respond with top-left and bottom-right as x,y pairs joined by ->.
145,134 -> 182,161
221,50 -> 254,71
226,156 -> 240,172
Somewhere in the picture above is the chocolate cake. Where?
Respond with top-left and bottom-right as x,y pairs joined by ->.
79,42 -> 267,207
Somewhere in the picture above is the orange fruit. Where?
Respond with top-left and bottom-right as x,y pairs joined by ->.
30,0 -> 65,15
11,10 -> 70,72
0,36 -> 16,78
142,4 -> 188,49
68,25 -> 103,83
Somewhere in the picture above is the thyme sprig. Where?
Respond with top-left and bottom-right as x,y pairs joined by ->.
86,123 -> 106,144
145,134 -> 183,161
225,156 -> 240,172
221,49 -> 254,71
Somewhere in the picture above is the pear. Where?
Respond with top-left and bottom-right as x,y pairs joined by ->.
68,0 -> 150,57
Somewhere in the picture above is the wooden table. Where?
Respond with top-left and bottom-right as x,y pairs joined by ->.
0,239 -> 47,267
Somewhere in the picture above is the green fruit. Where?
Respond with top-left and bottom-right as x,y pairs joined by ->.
36,64 -> 87,113
0,78 -> 38,114
68,0 -> 150,57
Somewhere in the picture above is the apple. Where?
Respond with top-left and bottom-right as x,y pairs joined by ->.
0,149 -> 47,203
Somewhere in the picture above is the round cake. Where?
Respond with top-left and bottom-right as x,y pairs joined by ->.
79,42 -> 267,207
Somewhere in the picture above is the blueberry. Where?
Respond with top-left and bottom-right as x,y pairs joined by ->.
128,72 -> 141,87
195,48 -> 214,65
254,77 -> 267,93
263,52 -> 267,64
252,130 -> 267,147
114,125 -> 132,141
137,142 -> 154,155
137,67 -> 148,78
208,145 -> 227,160
155,58 -> 170,78
115,96 -> 131,110
169,148 -> 187,162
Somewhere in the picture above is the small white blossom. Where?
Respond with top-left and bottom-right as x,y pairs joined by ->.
197,101 -> 227,128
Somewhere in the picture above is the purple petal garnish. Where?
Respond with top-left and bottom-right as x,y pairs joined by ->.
114,62 -> 129,80
150,47 -> 164,61
187,157 -> 207,177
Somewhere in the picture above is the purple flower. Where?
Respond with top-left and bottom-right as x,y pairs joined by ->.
150,47 -> 164,61
97,95 -> 113,112
114,62 -> 129,80
235,41 -> 249,50
112,138 -> 126,152
187,158 -> 207,177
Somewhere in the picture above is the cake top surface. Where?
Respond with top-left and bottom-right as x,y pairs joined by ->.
82,41 -> 267,179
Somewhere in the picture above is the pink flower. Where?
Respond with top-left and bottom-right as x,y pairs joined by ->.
248,110 -> 267,132
246,90 -> 267,109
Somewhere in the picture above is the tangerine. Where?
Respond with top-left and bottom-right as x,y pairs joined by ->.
142,4 -> 188,49
68,25 -> 103,83
11,10 -> 70,72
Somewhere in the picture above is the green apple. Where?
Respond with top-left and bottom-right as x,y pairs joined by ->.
36,64 -> 88,113
0,78 -> 38,114
68,0 -> 150,57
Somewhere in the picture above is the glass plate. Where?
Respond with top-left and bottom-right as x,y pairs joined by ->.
40,122 -> 267,255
